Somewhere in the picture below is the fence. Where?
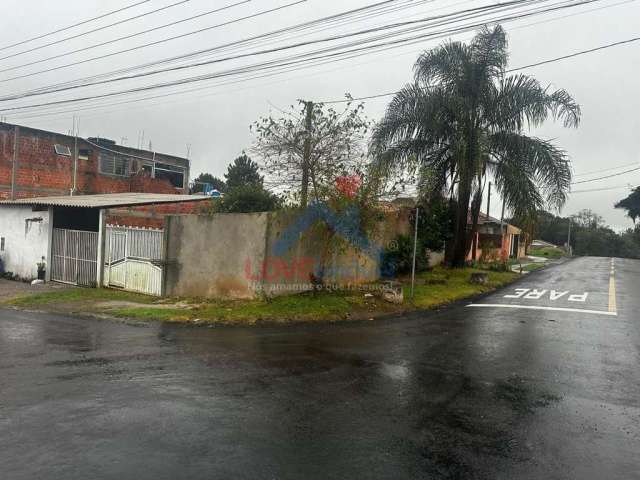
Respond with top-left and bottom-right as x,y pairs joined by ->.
104,225 -> 164,296
51,228 -> 99,287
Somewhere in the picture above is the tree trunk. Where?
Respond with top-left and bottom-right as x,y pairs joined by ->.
451,176 -> 472,268
466,188 -> 483,260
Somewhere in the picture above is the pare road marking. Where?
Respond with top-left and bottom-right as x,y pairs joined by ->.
467,304 -> 617,317
503,288 -> 589,302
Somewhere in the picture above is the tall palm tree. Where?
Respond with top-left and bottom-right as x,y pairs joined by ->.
371,25 -> 581,267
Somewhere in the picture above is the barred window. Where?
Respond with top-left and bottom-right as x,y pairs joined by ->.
99,153 -> 130,176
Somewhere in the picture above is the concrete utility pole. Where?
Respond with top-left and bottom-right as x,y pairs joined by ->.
486,181 -> 491,218
10,125 -> 19,200
567,220 -> 573,256
72,116 -> 79,196
301,100 -> 313,208
411,207 -> 420,299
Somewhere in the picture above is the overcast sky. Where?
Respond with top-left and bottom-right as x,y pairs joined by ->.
1,0 -> 639,229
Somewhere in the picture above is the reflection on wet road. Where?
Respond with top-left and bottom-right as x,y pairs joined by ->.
1,257 -> 639,479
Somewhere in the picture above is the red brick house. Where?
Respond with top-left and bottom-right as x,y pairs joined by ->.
0,122 -> 202,228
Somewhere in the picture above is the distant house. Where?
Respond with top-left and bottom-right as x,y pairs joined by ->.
468,212 -> 526,262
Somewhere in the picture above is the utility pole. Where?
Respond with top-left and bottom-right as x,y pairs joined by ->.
486,181 -> 491,218
72,116 -> 79,196
301,100 -> 313,208
567,220 -> 573,256
10,125 -> 19,200
411,207 -> 420,299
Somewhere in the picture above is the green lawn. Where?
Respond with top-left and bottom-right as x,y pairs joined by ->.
407,267 -> 518,309
4,266 -> 519,324
529,247 -> 566,259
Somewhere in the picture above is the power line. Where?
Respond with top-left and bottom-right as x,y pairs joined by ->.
571,184 -> 638,193
0,0 -> 443,87
323,28 -> 640,104
0,0 -> 250,66
0,0 -> 527,100
571,165 -> 640,184
0,0 -> 152,53
505,35 -> 640,72
574,161 -> 640,177
6,0 -> 633,123
0,0 -> 598,108
0,0 -> 309,81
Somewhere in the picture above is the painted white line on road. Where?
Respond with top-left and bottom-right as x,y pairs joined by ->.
467,304 -> 617,316
609,258 -> 617,314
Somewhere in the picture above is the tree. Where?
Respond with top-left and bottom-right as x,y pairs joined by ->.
371,25 -> 580,267
191,173 -> 226,193
252,99 -> 370,205
214,184 -> 281,213
615,187 -> 640,224
225,153 -> 263,189
571,209 -> 606,229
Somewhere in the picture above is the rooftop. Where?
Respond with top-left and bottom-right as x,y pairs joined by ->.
0,193 -> 211,209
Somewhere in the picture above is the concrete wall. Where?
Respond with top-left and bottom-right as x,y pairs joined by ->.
0,205 -> 51,280
163,209 -> 412,299
163,213 -> 269,298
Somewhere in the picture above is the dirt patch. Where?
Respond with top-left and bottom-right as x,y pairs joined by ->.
0,279 -> 70,302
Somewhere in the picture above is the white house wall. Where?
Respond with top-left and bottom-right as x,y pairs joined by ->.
0,206 -> 51,280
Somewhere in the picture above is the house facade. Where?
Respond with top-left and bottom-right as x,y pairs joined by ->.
468,212 -> 526,262
0,122 -> 190,199
0,122 -> 198,228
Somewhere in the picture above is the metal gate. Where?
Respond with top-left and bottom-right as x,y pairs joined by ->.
104,225 -> 164,296
51,228 -> 99,286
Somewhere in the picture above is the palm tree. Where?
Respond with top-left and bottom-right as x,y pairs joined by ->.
371,25 -> 581,267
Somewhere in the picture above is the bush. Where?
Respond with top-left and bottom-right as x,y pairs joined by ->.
214,185 -> 281,214
381,234 -> 429,278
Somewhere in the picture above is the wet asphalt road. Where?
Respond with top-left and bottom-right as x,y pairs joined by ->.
1,257 -> 639,479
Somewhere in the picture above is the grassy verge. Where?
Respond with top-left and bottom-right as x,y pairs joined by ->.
4,267 -> 519,325
529,247 -> 566,259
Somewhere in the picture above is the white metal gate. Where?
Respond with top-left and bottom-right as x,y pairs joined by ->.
104,225 -> 164,296
51,228 -> 99,287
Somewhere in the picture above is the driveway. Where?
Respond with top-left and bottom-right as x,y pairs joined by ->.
0,257 -> 638,479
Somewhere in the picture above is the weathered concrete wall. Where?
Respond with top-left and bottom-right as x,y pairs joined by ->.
0,205 -> 50,280
163,213 -> 269,298
163,208 -> 412,299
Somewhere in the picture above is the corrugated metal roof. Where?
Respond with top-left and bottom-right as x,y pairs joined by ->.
0,193 -> 211,209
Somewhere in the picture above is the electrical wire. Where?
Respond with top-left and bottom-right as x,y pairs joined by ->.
0,0 -> 197,63
0,0 -> 446,88
0,0 -> 309,79
574,161 -> 640,177
322,31 -> 640,103
571,165 -> 640,184
0,0 -> 542,101
571,184 -> 638,193
0,0 -> 152,53
0,0 -> 598,109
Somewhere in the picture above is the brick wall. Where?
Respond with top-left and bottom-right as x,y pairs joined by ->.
106,200 -> 211,229
0,123 -> 190,199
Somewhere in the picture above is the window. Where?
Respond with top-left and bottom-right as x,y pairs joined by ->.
1,238 -> 5,252
99,152 -> 130,177
155,162 -> 185,188
54,144 -> 72,156
78,149 -> 91,160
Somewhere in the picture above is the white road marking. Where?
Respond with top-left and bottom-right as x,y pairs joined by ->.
609,258 -> 617,314
467,304 -> 617,316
